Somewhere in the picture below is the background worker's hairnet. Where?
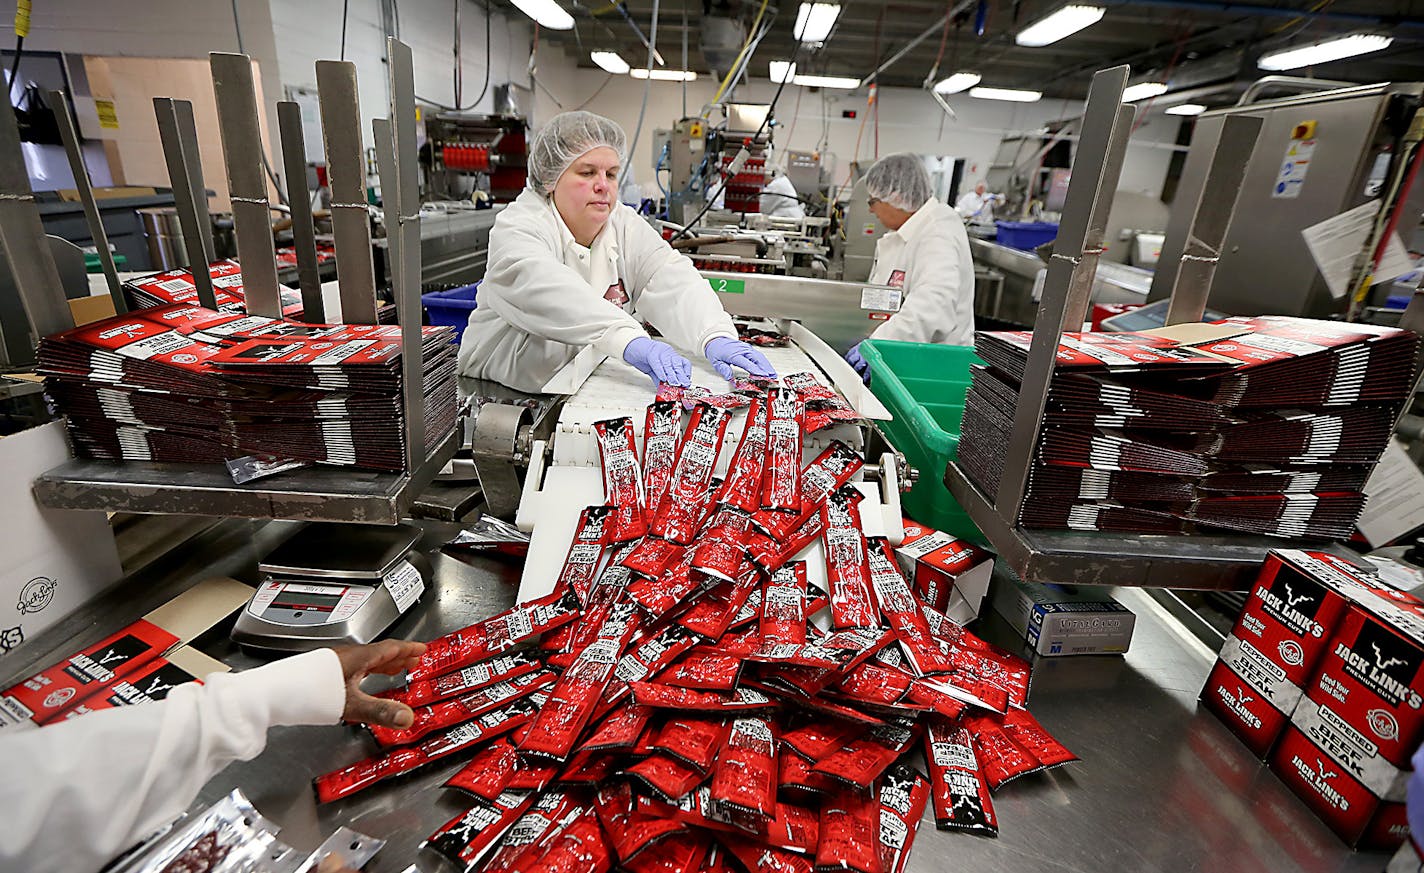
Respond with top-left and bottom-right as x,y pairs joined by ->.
526,111 -> 628,195
864,153 -> 934,212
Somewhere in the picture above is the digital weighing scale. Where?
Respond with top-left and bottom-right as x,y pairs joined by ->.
231,523 -> 431,652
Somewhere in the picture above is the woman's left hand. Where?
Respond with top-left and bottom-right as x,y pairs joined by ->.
704,337 -> 776,381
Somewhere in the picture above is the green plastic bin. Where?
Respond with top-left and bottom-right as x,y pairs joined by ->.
860,340 -> 984,543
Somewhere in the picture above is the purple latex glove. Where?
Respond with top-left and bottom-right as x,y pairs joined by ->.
704,336 -> 776,381
846,342 -> 870,383
1409,742 -> 1424,855
623,336 -> 691,387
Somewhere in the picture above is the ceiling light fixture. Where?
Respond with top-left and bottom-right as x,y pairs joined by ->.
769,61 -> 797,84
1015,4 -> 1105,47
630,68 -> 698,81
934,71 -> 982,95
794,3 -> 841,44
792,74 -> 860,89
1121,81 -> 1169,102
1165,103 -> 1207,116
591,52 -> 630,75
1257,33 -> 1392,71
969,86 -> 1042,102
508,0 -> 574,31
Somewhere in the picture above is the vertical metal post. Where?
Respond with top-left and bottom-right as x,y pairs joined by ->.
210,52 -> 282,319
316,59 -> 379,325
1163,114 -> 1263,326
153,97 -> 219,309
0,91 -> 74,349
994,65 -> 1132,519
49,89 -> 125,313
386,36 -> 426,472
277,100 -> 325,322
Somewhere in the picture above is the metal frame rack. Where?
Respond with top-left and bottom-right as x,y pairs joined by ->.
942,65 -> 1424,590
14,38 -> 454,525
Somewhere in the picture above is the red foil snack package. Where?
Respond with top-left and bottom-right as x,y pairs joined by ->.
593,782 -> 686,864
822,487 -> 880,629
727,843 -> 815,873
924,720 -> 998,835
904,678 -> 968,722
506,757 -> 560,792
964,713 -> 1043,790
614,625 -> 701,688
626,752 -> 708,801
582,702 -> 655,752
595,417 -> 648,542
383,650 -> 542,708
525,805 -> 612,873
815,787 -> 883,873
782,718 -> 864,760
314,693 -> 544,803
371,670 -> 555,747
422,789 -> 534,872
519,602 -> 643,762
761,388 -> 806,513
660,648 -> 743,691
865,539 -> 955,676
749,512 -> 826,576
710,716 -> 777,816
559,505 -> 614,605
481,793 -> 582,873
1002,708 -> 1077,769
410,588 -> 580,681
566,547 -> 638,658
834,661 -> 915,709
690,508 -> 756,583
876,764 -> 931,873
629,682 -> 773,711
680,567 -> 762,640
642,400 -> 683,523
621,536 -> 686,582
443,737 -> 519,800
715,396 -> 769,514
622,831 -> 708,873
798,442 -> 865,516
649,715 -> 731,771
655,384 -> 687,404
779,747 -> 843,799
766,801 -> 821,853
557,748 -> 619,785
749,625 -> 893,672
759,562 -> 810,651
627,549 -> 709,620
651,405 -> 732,544
812,718 -> 921,789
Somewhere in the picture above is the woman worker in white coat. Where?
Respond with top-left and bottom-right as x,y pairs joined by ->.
458,111 -> 775,393
845,153 -> 976,380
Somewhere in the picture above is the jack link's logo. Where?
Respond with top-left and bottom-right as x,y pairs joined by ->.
1258,577 -> 1325,638
17,577 -> 56,615
1335,620 -> 1424,710
141,676 -> 176,699
1279,639 -> 1305,667
1217,683 -> 1262,730
1367,708 -> 1401,742
94,647 -> 129,668
0,626 -> 23,653
1291,754 -> 1350,811
97,323 -> 147,341
1371,642 -> 1407,674
1283,582 -> 1313,612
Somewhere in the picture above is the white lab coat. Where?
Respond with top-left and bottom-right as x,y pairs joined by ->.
955,190 -> 995,221
760,174 -> 805,219
458,188 -> 737,393
869,198 -> 976,347
0,649 -> 344,873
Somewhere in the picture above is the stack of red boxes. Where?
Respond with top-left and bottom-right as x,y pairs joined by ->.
1202,549 -> 1424,850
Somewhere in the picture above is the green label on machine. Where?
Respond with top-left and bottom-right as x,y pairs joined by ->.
708,277 -> 745,295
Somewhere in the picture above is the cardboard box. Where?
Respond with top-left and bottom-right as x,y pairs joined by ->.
990,576 -> 1135,657
892,522 -> 993,625
1270,722 -> 1410,850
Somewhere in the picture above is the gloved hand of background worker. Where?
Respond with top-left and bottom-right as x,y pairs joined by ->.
333,639 -> 426,729
704,336 -> 776,382
623,336 -> 692,387
846,342 -> 870,384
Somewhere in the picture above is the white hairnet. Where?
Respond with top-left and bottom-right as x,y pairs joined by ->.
527,111 -> 628,195
865,153 -> 933,212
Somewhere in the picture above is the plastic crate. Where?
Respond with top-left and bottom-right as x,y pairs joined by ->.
995,220 -> 1059,251
860,339 -> 984,543
421,283 -> 479,344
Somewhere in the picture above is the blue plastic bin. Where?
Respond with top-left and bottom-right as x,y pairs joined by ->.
995,221 -> 1059,251
422,283 -> 479,344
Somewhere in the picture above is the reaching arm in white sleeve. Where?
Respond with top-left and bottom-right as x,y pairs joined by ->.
871,215 -> 976,347
0,648 -> 345,873
480,218 -> 649,360
620,213 -> 737,356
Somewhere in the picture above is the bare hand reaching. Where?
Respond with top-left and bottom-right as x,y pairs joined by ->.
331,639 -> 426,729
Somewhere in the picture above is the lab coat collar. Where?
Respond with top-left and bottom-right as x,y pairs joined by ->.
891,198 -> 949,244
547,195 -> 620,261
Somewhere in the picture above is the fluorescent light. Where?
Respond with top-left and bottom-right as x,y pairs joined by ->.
933,71 -> 981,95
794,3 -> 841,44
1258,33 -> 1392,71
792,74 -> 860,89
1165,103 -> 1207,116
969,86 -> 1042,102
769,61 -> 797,84
590,52 -> 629,74
1015,4 -> 1105,47
630,68 -> 698,81
509,0 -> 573,30
1121,81 -> 1168,102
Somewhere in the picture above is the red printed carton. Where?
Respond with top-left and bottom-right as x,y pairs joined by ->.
892,522 -> 993,625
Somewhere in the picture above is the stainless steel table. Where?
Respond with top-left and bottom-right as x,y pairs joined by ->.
5,519 -> 1393,872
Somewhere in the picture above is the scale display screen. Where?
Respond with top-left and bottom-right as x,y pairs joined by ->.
270,587 -> 345,612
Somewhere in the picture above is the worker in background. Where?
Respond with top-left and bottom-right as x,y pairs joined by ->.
760,167 -> 806,219
458,111 -> 776,393
955,180 -> 1000,222
0,639 -> 423,873
845,153 -> 976,380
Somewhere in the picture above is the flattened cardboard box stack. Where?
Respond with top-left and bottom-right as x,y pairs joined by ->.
122,259 -> 307,319
36,304 -> 456,471
960,317 -> 1418,539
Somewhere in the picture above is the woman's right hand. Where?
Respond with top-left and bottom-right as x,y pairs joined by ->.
623,336 -> 692,388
